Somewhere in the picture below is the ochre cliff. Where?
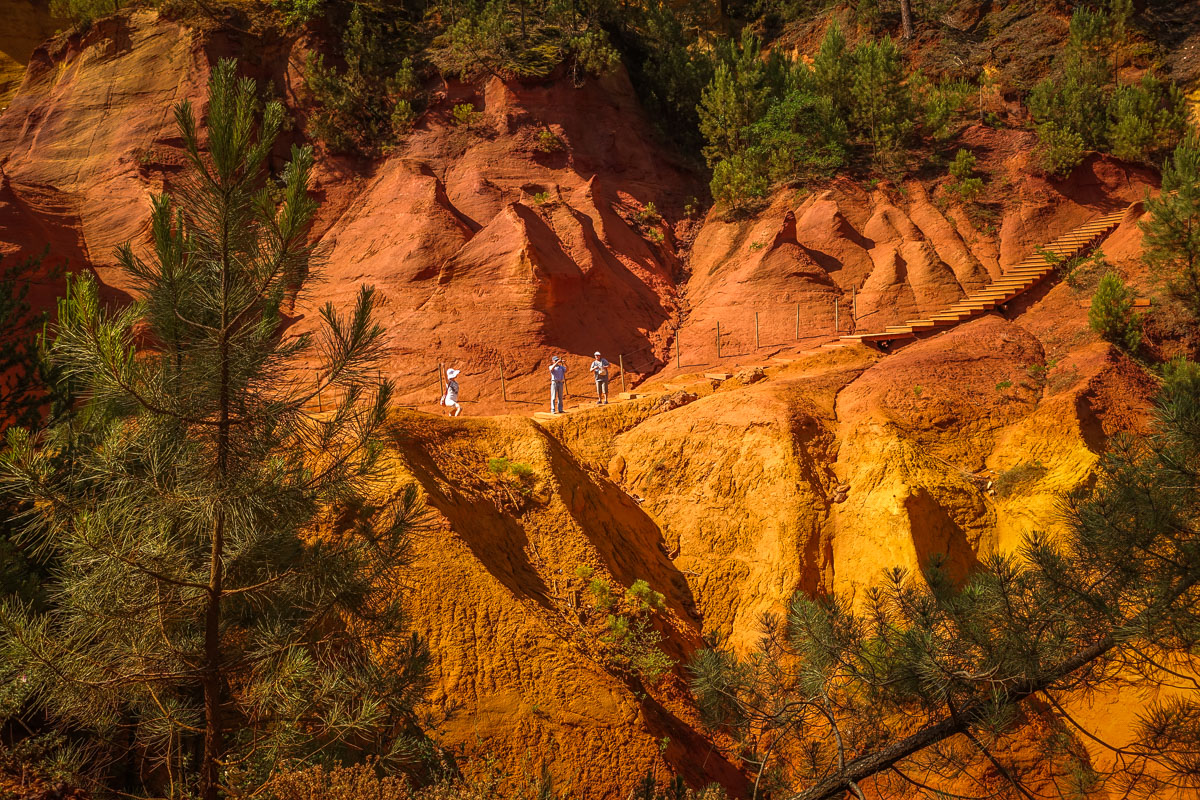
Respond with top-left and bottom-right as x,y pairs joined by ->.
0,8 -> 1177,798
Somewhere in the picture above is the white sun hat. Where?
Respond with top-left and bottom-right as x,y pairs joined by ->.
446,368 -> 460,379
594,351 -> 601,356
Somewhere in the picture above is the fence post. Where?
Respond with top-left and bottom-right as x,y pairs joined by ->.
317,377 -> 322,412
619,354 -> 626,393
754,311 -> 760,350
795,303 -> 800,340
676,331 -> 681,369
437,362 -> 444,403
500,359 -> 507,403
852,286 -> 857,320
834,299 -> 839,333
716,321 -> 722,358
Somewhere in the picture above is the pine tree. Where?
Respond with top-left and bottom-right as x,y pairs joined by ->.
698,31 -> 772,167
1089,272 -> 1141,352
698,63 -> 752,167
1142,133 -> 1200,321
751,88 -> 848,184
812,22 -> 853,120
1028,49 -> 1111,149
1034,121 -> 1086,177
710,151 -> 768,213
1107,74 -> 1189,164
849,36 -> 911,164
0,60 -> 430,800
692,363 -> 1200,799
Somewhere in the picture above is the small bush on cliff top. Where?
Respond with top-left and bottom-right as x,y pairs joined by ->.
1034,122 -> 1086,177
451,102 -> 482,127
945,148 -> 984,204
1090,272 -> 1142,353
533,128 -> 564,153
627,578 -> 667,612
587,578 -> 614,611
580,574 -> 675,684
604,614 -> 674,684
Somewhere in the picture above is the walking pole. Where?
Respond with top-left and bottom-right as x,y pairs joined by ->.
500,359 -> 507,403
754,311 -> 760,350
716,321 -> 722,358
619,354 -> 626,393
795,303 -> 800,340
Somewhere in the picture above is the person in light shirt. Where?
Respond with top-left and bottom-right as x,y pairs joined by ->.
443,367 -> 462,417
590,351 -> 610,405
549,356 -> 566,414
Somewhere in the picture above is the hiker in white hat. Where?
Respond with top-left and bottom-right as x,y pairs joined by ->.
549,355 -> 566,414
443,367 -> 462,417
590,351 -> 611,405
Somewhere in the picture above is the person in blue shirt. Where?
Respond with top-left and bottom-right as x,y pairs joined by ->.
549,355 -> 566,413
590,351 -> 610,405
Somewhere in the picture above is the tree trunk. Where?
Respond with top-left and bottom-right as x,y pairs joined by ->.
201,215 -> 234,800
900,0 -> 913,40
201,510 -> 224,800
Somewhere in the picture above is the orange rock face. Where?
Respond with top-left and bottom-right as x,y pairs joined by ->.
0,9 -> 1174,798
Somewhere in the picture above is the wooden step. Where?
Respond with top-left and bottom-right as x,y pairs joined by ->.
704,372 -> 732,381
844,209 -> 1128,349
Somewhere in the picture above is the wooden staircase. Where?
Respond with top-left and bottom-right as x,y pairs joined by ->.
839,207 -> 1131,347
